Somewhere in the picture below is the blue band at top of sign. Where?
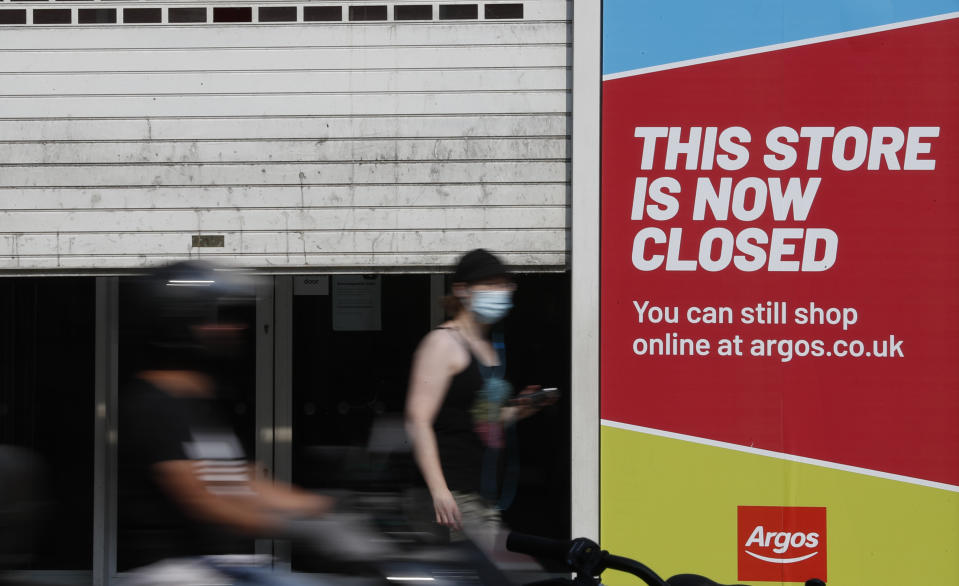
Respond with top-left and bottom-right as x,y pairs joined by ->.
602,0 -> 959,76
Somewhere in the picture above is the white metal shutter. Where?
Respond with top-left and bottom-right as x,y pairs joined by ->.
0,0 -> 570,272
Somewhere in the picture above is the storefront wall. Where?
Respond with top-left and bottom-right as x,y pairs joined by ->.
0,1 -> 574,583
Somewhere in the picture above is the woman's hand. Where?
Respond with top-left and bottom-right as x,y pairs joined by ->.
503,385 -> 558,423
431,488 -> 462,530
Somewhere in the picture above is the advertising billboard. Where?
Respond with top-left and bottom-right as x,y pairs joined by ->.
600,2 -> 959,583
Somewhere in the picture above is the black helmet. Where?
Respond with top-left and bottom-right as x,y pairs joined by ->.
126,260 -> 255,374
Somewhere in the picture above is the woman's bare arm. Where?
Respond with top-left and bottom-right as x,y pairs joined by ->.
404,330 -> 464,529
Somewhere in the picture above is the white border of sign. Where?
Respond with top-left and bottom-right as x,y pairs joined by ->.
571,0 -> 601,541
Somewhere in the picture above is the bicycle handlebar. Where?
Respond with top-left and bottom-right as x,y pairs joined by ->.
506,532 -> 669,586
506,532 -> 826,586
603,553 -> 669,586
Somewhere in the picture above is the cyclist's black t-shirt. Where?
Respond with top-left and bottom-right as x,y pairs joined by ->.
118,378 -> 248,569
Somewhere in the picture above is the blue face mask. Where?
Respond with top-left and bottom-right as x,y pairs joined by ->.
470,289 -> 513,324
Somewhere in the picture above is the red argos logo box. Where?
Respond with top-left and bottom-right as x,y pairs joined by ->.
737,506 -> 827,582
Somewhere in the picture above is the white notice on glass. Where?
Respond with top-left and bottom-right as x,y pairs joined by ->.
332,275 -> 382,331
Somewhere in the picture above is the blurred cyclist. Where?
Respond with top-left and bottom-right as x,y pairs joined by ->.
119,261 -> 331,585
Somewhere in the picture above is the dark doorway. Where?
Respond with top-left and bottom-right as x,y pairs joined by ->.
0,278 -> 95,571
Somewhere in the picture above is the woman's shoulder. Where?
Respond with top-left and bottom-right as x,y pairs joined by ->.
417,326 -> 471,368
419,325 -> 461,350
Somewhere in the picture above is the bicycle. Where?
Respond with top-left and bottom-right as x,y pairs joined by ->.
506,532 -> 827,586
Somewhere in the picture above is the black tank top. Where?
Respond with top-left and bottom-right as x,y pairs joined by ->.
432,329 -> 487,493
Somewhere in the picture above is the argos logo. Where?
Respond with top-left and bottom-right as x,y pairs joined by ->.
737,506 -> 827,582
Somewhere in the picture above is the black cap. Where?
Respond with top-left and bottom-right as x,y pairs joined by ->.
451,248 -> 509,284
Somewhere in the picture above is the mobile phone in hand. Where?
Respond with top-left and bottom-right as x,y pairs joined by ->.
506,387 -> 559,406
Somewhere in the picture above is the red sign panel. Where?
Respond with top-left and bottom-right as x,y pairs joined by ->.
601,18 -> 959,487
